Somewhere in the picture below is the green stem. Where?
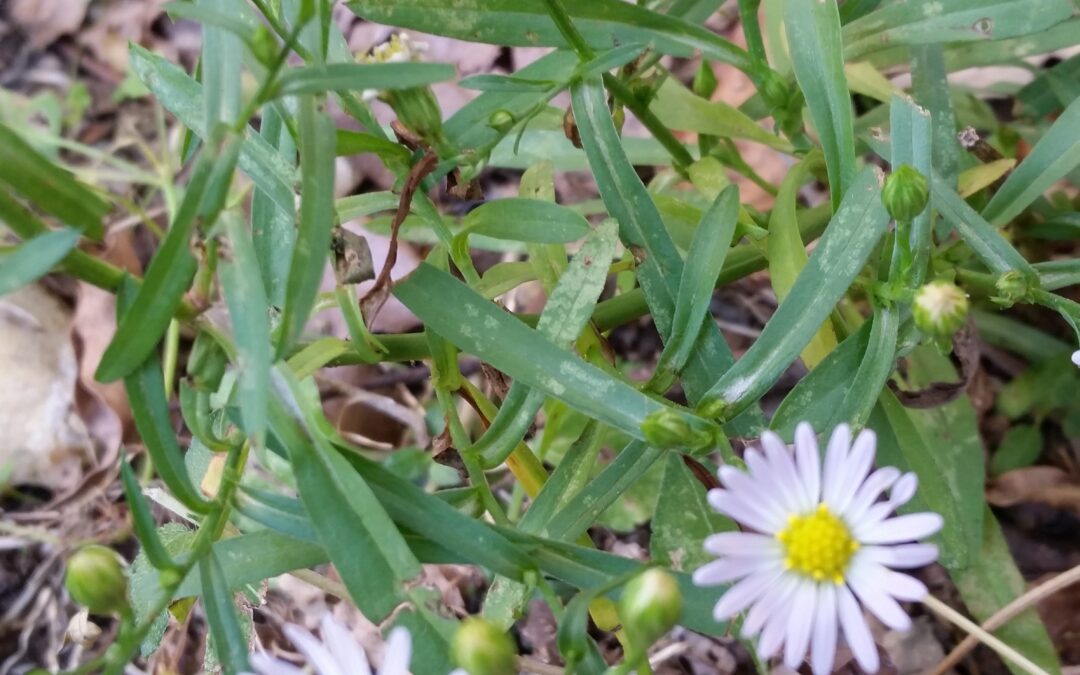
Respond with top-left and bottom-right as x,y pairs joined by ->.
736,0 -> 768,66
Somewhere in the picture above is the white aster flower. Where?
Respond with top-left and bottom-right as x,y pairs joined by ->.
246,614 -> 412,675
693,422 -> 943,675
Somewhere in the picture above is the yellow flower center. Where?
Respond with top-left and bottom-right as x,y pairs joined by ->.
776,504 -> 859,583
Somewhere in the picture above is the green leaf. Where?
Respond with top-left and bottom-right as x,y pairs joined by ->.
699,167 -> 890,421
393,605 -> 456,675
96,139 -> 237,383
395,264 -> 714,443
130,523 -> 195,657
766,153 -> 838,368
462,198 -> 591,243
830,305 -> 899,430
843,0 -> 1074,61
277,96 -> 336,356
0,228 -> 80,296
786,0 -> 856,209
199,552 -> 251,675
932,178 -> 1036,276
198,0 -> 243,128
472,220 -> 619,468
346,0 -> 752,71
0,122 -> 108,240
650,79 -> 793,152
129,44 -> 297,213
114,276 -> 214,514
475,261 -> 536,299
273,62 -> 455,98
251,106 -> 296,309
982,93 -> 1080,226
951,507 -> 1061,675
911,44 -> 960,190
650,453 -> 734,573
651,186 -> 740,390
990,424 -> 1044,476
119,459 -> 176,571
570,75 -> 762,434
270,372 -> 421,621
220,213 -> 271,445
889,94 -> 934,284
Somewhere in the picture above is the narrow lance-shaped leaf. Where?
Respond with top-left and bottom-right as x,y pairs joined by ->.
220,213 -> 271,445
461,198 -> 592,243
277,96 -> 337,357
394,264 -> 718,445
651,453 -> 735,573
650,185 -> 740,391
115,277 -> 214,514
96,138 -> 238,383
570,75 -> 763,434
766,153 -> 838,368
250,106 -> 296,308
199,552 -> 251,675
889,94 -> 933,285
472,220 -> 619,468
0,228 -> 80,296
933,178 -> 1036,277
119,459 -> 177,571
786,0 -> 856,209
827,304 -> 899,430
346,0 -> 752,71
272,62 -> 455,98
982,92 -> 1080,226
269,370 -> 420,621
698,167 -> 890,421
0,123 -> 108,240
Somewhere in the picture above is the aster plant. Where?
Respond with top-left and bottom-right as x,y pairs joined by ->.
2,0 -> 1077,674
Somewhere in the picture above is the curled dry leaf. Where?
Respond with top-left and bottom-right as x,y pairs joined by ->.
986,466 -> 1080,514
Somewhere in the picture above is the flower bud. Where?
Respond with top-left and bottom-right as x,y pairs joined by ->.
913,281 -> 969,339
451,617 -> 516,675
692,61 -> 718,99
619,569 -> 683,647
993,270 -> 1031,307
882,164 -> 929,222
65,545 -> 130,616
486,109 -> 515,133
641,409 -> 717,451
384,86 -> 444,144
250,25 -> 278,67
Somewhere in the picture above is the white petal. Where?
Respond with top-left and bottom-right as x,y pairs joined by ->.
837,585 -> 879,673
828,429 -> 876,513
320,615 -> 372,675
758,595 -> 792,660
847,560 -> 912,631
379,627 -> 411,675
717,467 -> 788,530
783,583 -> 817,669
840,467 -> 900,524
693,556 -> 769,586
810,584 -> 838,675
859,543 -> 939,569
703,532 -> 782,558
742,574 -> 800,638
889,472 -> 919,508
857,512 -> 943,544
885,570 -> 928,601
763,431 -> 809,513
713,568 -> 784,620
795,422 -> 822,505
821,424 -> 852,506
250,653 -> 306,675
1072,350 -> 1080,367
284,624 -> 346,675
708,489 -> 779,534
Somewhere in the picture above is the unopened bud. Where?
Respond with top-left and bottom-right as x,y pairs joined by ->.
619,569 -> 683,647
641,409 -> 717,451
993,270 -> 1032,307
451,617 -> 516,675
487,109 -> 515,133
65,545 -> 129,616
385,86 -> 444,144
250,25 -> 278,67
692,61 -> 718,100
882,164 -> 929,222
913,281 -> 969,338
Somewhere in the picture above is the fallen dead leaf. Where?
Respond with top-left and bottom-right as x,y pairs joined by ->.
986,466 -> 1080,514
5,0 -> 89,50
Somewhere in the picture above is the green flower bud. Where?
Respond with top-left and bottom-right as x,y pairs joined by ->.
692,61 -> 718,99
993,270 -> 1031,307
882,164 -> 929,222
912,281 -> 969,339
250,25 -> 278,67
451,617 -> 516,675
640,409 -> 717,451
619,569 -> 683,647
385,86 -> 444,145
486,109 -> 515,133
65,545 -> 129,616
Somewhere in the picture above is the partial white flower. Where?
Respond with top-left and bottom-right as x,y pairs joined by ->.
1071,349 -> 1080,368
246,614 -> 412,675
692,423 -> 942,675
359,33 -> 429,101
